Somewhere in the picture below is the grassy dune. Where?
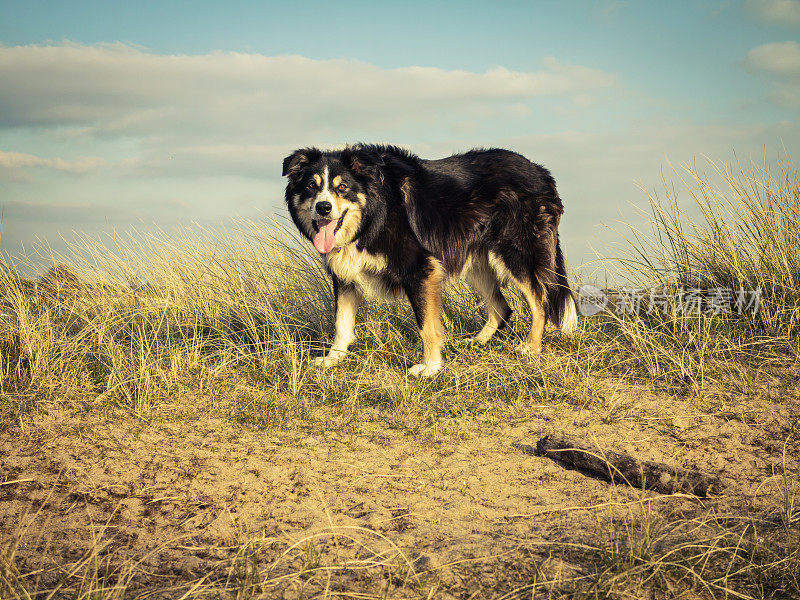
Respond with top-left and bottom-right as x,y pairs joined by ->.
1,158 -> 799,598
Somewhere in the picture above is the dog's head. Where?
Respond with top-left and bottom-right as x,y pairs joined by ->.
282,146 -> 385,254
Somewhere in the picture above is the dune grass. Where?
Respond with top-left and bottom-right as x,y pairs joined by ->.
1,156 -> 799,598
618,156 -> 800,337
1,206 -> 794,429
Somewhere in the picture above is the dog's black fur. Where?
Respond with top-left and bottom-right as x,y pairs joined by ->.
282,144 -> 576,376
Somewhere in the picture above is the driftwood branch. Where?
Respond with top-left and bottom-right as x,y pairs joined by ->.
531,434 -> 722,497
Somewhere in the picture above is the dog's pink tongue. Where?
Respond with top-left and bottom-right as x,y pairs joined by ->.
313,219 -> 337,254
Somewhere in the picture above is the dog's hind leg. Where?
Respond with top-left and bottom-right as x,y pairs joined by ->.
314,279 -> 361,368
513,276 -> 546,355
464,253 -> 511,344
488,249 -> 547,355
405,258 -> 445,378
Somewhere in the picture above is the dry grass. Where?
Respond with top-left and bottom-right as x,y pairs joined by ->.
618,156 -> 800,338
3,486 -> 798,599
1,157 -> 799,598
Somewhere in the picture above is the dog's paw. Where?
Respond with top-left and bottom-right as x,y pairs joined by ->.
406,362 -> 442,378
515,342 -> 541,356
313,353 -> 344,368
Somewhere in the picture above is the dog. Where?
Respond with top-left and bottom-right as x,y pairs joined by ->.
282,144 -> 577,377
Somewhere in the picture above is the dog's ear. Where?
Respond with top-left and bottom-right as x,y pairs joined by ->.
341,147 -> 385,178
282,148 -> 321,178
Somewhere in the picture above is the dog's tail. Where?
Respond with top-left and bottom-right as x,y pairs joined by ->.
547,238 -> 578,333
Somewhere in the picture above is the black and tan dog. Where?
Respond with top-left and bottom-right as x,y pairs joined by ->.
282,144 -> 577,377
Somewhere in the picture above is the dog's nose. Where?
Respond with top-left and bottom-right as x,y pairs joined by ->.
315,201 -> 332,216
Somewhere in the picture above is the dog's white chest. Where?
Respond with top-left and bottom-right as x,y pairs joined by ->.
324,245 -> 397,299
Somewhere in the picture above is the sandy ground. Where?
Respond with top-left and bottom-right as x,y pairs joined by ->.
2,380 -> 799,598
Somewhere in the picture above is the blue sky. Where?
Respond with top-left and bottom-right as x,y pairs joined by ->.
1,0 -> 799,272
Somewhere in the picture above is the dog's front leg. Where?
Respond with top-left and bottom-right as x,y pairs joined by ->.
405,258 -> 445,378
314,279 -> 360,368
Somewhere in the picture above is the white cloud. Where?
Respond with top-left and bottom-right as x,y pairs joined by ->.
744,41 -> 800,73
744,41 -> 800,107
0,43 -> 617,180
746,0 -> 800,26
0,149 -> 106,180
0,150 -> 105,172
0,42 -> 615,139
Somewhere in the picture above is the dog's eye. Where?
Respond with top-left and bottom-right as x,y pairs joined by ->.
307,181 -> 317,191
337,183 -> 348,193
